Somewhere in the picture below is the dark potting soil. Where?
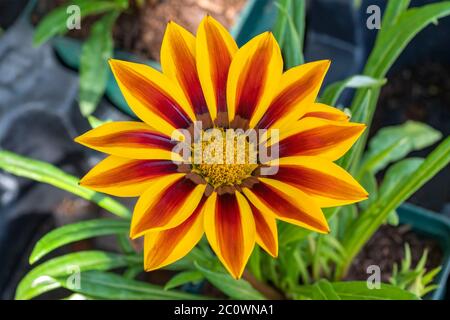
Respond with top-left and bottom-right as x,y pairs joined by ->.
346,224 -> 443,284
375,61 -> 450,213
31,0 -> 247,61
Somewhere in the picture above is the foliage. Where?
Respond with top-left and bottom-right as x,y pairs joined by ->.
3,0 -> 450,300
33,0 -> 130,116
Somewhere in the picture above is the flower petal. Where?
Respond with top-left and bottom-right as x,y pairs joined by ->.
75,122 -> 180,160
130,174 -> 206,238
249,200 -> 278,257
265,156 -> 368,207
243,178 -> 329,234
271,118 -> 366,161
161,21 -> 209,117
109,59 -> 195,136
302,103 -> 349,122
144,197 -> 206,271
79,156 -> 179,197
204,192 -> 255,279
227,32 -> 283,128
196,15 -> 238,122
257,60 -> 330,130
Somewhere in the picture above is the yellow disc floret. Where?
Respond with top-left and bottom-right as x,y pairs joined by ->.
192,129 -> 258,188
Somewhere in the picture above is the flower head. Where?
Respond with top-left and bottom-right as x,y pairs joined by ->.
75,16 -> 367,279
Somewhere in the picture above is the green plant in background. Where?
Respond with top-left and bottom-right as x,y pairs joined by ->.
33,0 -> 132,116
2,0 -> 450,300
390,244 -> 442,297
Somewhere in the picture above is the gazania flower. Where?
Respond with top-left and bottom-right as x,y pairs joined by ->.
75,16 -> 368,279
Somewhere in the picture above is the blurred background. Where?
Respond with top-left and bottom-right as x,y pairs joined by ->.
0,0 -> 449,299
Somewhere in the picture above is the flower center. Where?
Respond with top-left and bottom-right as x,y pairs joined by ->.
191,129 -> 258,188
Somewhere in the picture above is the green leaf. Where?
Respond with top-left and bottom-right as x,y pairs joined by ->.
0,150 -> 131,219
87,115 -> 111,128
359,121 -> 441,175
15,251 -> 140,300
79,12 -> 118,116
359,171 -> 378,211
272,0 -> 290,48
380,0 -> 411,33
274,0 -> 305,68
29,219 -> 130,264
195,262 -> 265,300
366,2 -> 450,78
338,137 -> 450,279
33,0 -> 127,46
379,158 -> 424,199
57,270 -> 208,300
337,89 -> 372,171
164,271 -> 204,290
321,76 -> 386,106
294,281 -> 419,300
311,280 -> 341,300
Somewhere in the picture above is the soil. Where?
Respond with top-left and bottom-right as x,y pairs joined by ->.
375,61 -> 450,213
346,224 -> 443,284
32,0 -> 247,61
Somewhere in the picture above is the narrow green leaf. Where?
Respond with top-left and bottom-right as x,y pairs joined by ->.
15,251 -> 141,300
294,281 -> 419,300
29,219 -> 130,264
57,270 -> 208,300
33,0 -> 127,46
312,280 -> 341,300
79,12 -> 118,116
164,271 -> 204,291
195,262 -> 265,300
272,0 -> 290,47
321,76 -> 386,106
87,115 -> 111,129
0,150 -> 131,219
366,2 -> 450,78
378,158 -> 424,199
338,137 -> 450,279
359,121 -> 441,175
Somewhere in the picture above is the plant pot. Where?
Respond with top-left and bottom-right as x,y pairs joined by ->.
28,0 -> 276,117
398,203 -> 450,300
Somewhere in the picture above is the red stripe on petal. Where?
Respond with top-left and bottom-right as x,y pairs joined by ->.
257,64 -> 327,129
277,125 -> 364,158
215,193 -> 245,275
145,196 -> 206,268
134,178 -> 198,234
204,22 -> 233,114
251,182 -> 326,231
273,165 -> 366,201
81,160 -> 177,188
113,63 -> 192,129
166,26 -> 208,115
81,130 -> 176,150
249,202 -> 277,256
235,36 -> 273,120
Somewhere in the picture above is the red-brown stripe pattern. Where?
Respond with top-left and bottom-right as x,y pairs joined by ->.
272,165 -> 366,201
145,196 -> 206,268
168,26 -> 209,116
234,35 -> 273,120
133,177 -> 198,235
215,193 -> 245,275
250,181 -> 326,231
114,63 -> 192,129
249,201 -> 277,256
204,21 -> 233,114
81,130 -> 176,151
275,125 -> 364,158
81,160 -> 178,188
257,64 -> 326,129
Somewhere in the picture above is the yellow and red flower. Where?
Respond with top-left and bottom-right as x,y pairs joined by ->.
75,16 -> 368,279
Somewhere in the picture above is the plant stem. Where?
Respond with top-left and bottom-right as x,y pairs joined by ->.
243,270 -> 285,300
